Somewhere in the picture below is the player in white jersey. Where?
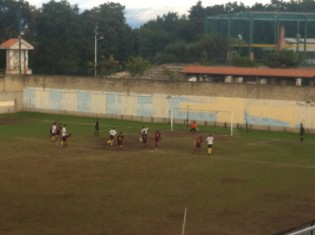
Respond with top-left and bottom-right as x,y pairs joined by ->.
141,126 -> 149,135
61,124 -> 71,147
107,127 -> 117,146
205,134 -> 214,155
50,122 -> 57,142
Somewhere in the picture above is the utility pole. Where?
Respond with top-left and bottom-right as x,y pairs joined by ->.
94,26 -> 103,77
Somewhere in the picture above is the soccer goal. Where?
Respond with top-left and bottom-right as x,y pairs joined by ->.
170,107 -> 234,136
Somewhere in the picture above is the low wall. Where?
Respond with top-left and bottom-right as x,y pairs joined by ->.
0,77 -> 23,113
2,75 -> 315,132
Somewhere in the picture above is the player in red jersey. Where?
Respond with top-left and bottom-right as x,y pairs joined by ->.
193,136 -> 203,154
116,132 -> 124,151
141,131 -> 148,149
154,130 -> 161,150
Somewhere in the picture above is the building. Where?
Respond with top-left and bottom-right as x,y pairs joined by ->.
181,65 -> 315,86
0,38 -> 34,75
205,12 -> 315,64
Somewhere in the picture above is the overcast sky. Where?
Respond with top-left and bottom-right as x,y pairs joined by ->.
26,0 -> 275,27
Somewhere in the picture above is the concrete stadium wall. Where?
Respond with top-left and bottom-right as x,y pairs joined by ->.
0,77 -> 23,113
2,75 -> 315,132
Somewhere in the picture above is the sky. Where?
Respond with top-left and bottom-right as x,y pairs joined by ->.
26,0 -> 274,27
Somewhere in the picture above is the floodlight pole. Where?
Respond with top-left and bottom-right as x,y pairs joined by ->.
94,26 -> 103,77
94,26 -> 98,77
296,33 -> 300,53
238,34 -> 242,56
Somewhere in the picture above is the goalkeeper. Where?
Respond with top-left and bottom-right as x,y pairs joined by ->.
190,120 -> 197,133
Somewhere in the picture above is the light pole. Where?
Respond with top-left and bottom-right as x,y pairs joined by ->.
238,34 -> 242,56
296,33 -> 300,53
94,26 -> 103,77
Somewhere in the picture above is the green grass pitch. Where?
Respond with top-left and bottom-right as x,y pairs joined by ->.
0,112 -> 315,235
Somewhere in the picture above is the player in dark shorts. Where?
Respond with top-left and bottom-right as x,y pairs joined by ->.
193,136 -> 203,154
300,122 -> 304,142
116,132 -> 124,151
94,119 -> 100,136
61,134 -> 71,148
154,130 -> 161,150
56,123 -> 62,142
141,131 -> 148,149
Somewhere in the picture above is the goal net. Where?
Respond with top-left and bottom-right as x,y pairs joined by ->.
170,108 -> 234,136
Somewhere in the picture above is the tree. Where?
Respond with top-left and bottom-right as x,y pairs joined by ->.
32,0 -> 86,75
82,3 -> 136,64
165,40 -> 187,62
265,50 -> 301,68
230,56 -> 256,67
185,34 -> 227,64
0,0 -> 36,69
199,34 -> 227,61
2,0 -> 314,75
135,13 -> 180,62
98,54 -> 119,76
0,0 -> 35,42
187,1 -> 206,41
125,57 -> 150,78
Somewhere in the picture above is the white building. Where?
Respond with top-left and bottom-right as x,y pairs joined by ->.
0,38 -> 34,75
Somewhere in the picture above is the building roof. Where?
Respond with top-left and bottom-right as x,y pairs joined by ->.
0,38 -> 34,50
206,12 -> 315,22
0,38 -> 18,48
181,66 -> 315,79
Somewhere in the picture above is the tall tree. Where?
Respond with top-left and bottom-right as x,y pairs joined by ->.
82,2 -> 136,66
32,0 -> 86,75
187,1 -> 206,41
0,0 -> 36,69
0,0 -> 35,41
135,14 -> 176,62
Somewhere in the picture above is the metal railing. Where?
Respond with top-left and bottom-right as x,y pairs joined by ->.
286,225 -> 315,235
276,221 -> 315,235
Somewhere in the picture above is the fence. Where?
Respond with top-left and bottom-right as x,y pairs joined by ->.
276,221 -> 315,235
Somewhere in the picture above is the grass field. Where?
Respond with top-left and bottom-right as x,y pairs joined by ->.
1,112 -> 315,235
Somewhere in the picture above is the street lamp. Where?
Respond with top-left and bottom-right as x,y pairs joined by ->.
238,34 -> 242,56
94,26 -> 103,77
296,33 -> 300,53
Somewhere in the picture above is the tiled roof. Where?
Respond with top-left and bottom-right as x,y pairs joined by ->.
181,65 -> 315,78
0,38 -> 19,49
0,38 -> 34,50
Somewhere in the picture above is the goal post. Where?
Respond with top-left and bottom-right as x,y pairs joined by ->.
170,107 -> 234,136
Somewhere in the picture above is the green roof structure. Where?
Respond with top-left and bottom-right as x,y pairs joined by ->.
205,12 -> 315,64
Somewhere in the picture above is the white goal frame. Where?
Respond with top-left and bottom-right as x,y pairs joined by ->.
170,107 -> 234,136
